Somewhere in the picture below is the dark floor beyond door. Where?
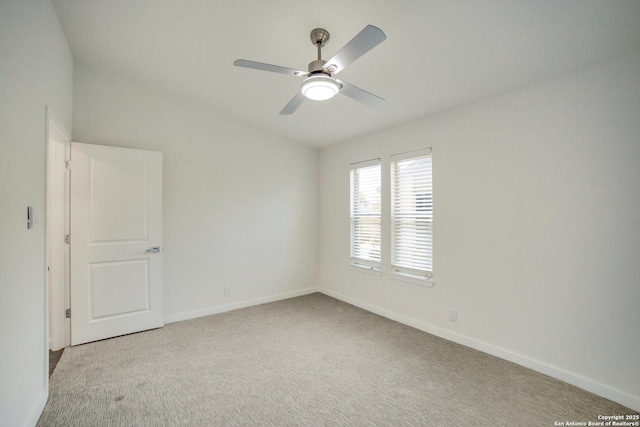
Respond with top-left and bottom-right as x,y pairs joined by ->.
49,349 -> 63,377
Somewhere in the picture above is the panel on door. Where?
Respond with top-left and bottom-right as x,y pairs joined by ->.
70,142 -> 163,345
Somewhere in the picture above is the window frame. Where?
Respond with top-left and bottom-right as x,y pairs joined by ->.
390,148 -> 434,286
349,158 -> 382,273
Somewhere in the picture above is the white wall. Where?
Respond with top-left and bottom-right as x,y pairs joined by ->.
0,1 -> 73,426
72,62 -> 318,321
318,51 -> 640,410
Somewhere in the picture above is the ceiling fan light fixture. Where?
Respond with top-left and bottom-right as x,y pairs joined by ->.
301,75 -> 340,101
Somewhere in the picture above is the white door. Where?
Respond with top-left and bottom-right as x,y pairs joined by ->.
70,142 -> 163,345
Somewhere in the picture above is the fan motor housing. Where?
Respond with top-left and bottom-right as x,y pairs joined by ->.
308,59 -> 327,73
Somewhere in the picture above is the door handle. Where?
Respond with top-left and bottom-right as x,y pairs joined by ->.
145,246 -> 161,253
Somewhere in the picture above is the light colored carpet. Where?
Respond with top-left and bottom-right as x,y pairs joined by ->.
38,293 -> 633,426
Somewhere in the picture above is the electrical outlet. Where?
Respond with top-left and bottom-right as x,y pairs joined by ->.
224,288 -> 231,297
449,309 -> 458,323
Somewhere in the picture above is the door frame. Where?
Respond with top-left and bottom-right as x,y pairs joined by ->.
46,107 -> 71,350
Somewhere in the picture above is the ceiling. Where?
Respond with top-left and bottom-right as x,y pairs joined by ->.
51,0 -> 640,148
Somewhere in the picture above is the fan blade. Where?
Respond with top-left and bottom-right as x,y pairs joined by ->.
323,25 -> 386,75
336,79 -> 385,108
233,59 -> 307,77
280,91 -> 306,115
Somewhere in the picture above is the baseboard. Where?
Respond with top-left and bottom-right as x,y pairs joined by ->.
164,287 -> 318,324
24,390 -> 48,427
319,287 -> 640,412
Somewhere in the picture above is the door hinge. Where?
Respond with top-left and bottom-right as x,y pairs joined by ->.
65,160 -> 71,170
65,309 -> 71,319
65,234 -> 70,244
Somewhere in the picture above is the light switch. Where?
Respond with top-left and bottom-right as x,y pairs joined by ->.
27,206 -> 33,230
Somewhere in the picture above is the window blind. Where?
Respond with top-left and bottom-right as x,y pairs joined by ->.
391,149 -> 433,278
350,159 -> 381,268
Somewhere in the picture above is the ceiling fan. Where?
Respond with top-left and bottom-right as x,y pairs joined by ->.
233,25 -> 387,115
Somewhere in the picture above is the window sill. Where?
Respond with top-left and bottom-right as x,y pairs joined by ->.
390,271 -> 434,288
350,264 -> 382,276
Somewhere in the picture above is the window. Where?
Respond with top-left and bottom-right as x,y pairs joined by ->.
350,159 -> 381,270
391,149 -> 433,281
